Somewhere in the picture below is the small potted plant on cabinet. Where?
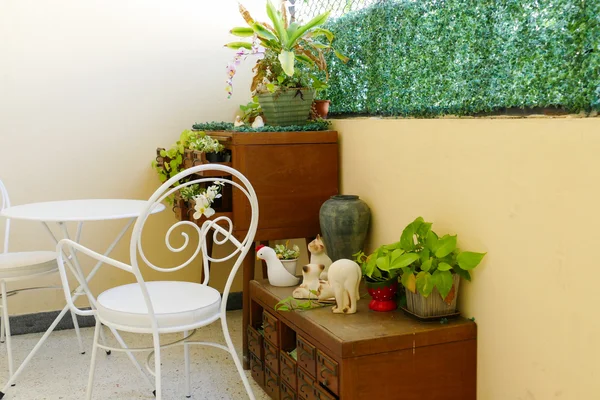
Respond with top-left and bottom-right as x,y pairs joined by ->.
190,134 -> 230,162
225,0 -> 348,126
354,244 -> 419,312
274,241 -> 301,275
397,217 -> 486,318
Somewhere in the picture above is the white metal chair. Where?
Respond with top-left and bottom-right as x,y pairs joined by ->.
0,180 -> 84,383
56,165 -> 258,400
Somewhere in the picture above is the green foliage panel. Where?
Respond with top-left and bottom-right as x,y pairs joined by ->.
324,0 -> 600,116
191,120 -> 331,132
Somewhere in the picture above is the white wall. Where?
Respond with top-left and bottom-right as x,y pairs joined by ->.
0,0 -> 269,314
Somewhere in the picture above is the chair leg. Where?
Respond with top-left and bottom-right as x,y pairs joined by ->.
70,309 -> 85,354
153,333 -> 162,400
1,281 -> 14,381
86,319 -> 102,400
98,324 -> 111,355
184,330 -> 191,398
0,305 -> 4,344
221,317 -> 256,400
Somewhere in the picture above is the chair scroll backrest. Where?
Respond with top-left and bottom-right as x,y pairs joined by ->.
0,180 -> 10,254
130,165 -> 259,324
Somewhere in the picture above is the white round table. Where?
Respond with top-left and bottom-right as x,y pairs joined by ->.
0,199 -> 165,392
1,199 -> 165,222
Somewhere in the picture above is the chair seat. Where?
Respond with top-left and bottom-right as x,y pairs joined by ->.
0,251 -> 58,279
96,281 -> 221,331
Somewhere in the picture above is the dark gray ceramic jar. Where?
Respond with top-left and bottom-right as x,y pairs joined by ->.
319,195 -> 371,262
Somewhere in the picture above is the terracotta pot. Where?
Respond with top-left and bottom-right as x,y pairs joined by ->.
366,278 -> 398,312
314,100 -> 331,119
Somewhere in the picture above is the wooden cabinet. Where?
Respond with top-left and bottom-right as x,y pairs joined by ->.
249,279 -> 477,400
159,130 -> 339,369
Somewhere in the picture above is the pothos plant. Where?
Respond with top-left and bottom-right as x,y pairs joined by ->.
151,130 -> 200,184
225,0 -> 348,97
398,217 -> 486,303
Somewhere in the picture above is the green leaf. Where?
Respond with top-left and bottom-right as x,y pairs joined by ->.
400,223 -> 417,251
390,249 -> 404,264
286,22 -> 300,39
159,149 -> 167,157
457,251 -> 486,270
389,253 -> 420,270
364,256 -> 377,277
437,262 -> 453,272
454,266 -> 471,282
401,272 -> 416,293
334,49 -> 350,63
309,28 -> 334,42
376,256 -> 390,271
419,248 -> 430,264
229,27 -> 255,37
435,235 -> 457,258
416,271 -> 434,297
417,222 -> 432,238
252,22 -> 277,41
432,270 -> 454,299
295,54 -> 315,66
421,258 -> 432,272
286,10 -> 330,49
278,50 -> 295,76
266,0 -> 288,45
426,230 -> 439,252
224,41 -> 253,50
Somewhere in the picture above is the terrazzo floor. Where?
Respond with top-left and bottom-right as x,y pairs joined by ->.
0,310 -> 270,399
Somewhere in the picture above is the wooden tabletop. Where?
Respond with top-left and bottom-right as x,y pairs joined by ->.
250,279 -> 477,358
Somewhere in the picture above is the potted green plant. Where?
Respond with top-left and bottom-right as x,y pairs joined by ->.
312,78 -> 330,119
225,1 -> 348,126
189,134 -> 229,162
274,240 -> 301,275
396,217 -> 486,318
354,244 -> 419,312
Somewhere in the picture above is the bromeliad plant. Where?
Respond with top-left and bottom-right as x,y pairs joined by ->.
225,0 -> 348,96
274,241 -> 300,260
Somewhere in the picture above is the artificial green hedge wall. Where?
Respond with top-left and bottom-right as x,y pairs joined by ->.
325,0 -> 600,116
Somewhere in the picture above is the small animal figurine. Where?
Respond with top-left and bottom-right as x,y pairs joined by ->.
328,259 -> 362,314
256,245 -> 300,287
292,264 -> 335,300
308,234 -> 332,280
251,115 -> 264,129
234,115 -> 244,127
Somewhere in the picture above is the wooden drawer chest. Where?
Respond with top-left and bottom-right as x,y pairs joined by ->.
249,279 -> 477,400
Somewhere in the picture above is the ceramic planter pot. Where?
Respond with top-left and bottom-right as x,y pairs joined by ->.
280,259 -> 298,276
314,100 -> 331,119
319,195 -> 371,262
405,274 -> 460,317
205,152 -> 226,162
366,278 -> 398,312
257,88 -> 315,126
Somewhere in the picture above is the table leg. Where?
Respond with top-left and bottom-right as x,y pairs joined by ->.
242,242 -> 256,370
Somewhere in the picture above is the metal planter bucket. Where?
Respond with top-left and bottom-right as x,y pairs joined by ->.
406,274 -> 460,318
257,88 -> 315,126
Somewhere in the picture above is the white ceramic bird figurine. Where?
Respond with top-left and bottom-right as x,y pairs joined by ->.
256,245 -> 300,287
251,116 -> 264,129
234,115 -> 244,127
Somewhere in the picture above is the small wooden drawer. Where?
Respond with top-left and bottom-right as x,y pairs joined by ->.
296,336 -> 316,377
297,368 -> 317,400
315,387 -> 336,400
316,351 -> 339,396
280,351 -> 297,390
264,339 -> 280,373
265,367 -> 280,400
263,311 -> 279,345
280,381 -> 297,400
247,326 -> 264,360
250,353 -> 265,389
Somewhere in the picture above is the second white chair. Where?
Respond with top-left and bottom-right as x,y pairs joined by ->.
56,165 -> 258,400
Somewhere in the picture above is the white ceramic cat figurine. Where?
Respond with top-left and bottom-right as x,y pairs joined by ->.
308,234 -> 332,280
328,259 -> 362,314
292,264 -> 334,300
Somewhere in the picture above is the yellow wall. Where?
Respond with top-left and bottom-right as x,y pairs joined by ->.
334,118 -> 600,400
